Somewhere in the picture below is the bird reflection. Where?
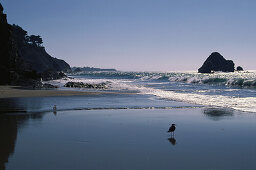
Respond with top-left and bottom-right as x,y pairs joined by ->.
168,137 -> 176,145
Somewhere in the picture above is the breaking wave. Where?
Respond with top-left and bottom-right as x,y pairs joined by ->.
136,86 -> 256,113
46,70 -> 256,113
70,71 -> 256,88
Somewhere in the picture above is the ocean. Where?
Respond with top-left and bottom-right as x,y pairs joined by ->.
48,70 -> 256,113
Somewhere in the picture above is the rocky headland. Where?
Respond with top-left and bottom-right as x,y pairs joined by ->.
0,3 -> 70,86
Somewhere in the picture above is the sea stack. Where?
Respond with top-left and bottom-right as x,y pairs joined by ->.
198,52 -> 235,73
236,66 -> 244,71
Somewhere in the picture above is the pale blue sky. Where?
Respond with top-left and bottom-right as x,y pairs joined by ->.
1,0 -> 256,71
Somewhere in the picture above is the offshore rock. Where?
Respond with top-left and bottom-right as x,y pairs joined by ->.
198,52 -> 235,73
236,66 -> 244,71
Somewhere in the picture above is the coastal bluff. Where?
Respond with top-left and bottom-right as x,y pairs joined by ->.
198,52 -> 235,73
0,3 -> 70,85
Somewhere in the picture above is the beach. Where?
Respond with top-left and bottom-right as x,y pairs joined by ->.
0,86 -> 116,98
1,94 -> 256,170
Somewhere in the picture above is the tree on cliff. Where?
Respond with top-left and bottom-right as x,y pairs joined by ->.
29,35 -> 43,47
12,25 -> 43,47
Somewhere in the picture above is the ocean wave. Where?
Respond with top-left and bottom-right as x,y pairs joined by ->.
136,86 -> 256,113
168,71 -> 256,88
70,71 -> 256,88
95,80 -> 256,113
44,71 -> 256,113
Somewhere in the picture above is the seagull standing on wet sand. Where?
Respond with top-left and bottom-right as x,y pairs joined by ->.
168,124 -> 176,136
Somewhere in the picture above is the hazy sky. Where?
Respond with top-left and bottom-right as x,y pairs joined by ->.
2,0 -> 256,71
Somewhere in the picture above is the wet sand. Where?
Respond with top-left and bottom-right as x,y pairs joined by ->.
1,108 -> 256,170
1,95 -> 256,170
0,86 -> 112,98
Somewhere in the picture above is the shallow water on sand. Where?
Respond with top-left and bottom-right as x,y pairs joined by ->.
1,95 -> 256,170
0,94 -> 200,113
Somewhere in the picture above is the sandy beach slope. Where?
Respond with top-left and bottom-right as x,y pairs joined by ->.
0,86 -> 106,98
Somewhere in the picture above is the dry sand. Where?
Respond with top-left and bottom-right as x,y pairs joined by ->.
0,86 -> 106,98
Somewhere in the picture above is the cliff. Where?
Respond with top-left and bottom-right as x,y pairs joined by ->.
12,25 -> 71,73
0,3 -> 71,85
0,3 -> 21,84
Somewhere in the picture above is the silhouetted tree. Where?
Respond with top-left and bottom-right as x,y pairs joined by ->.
29,35 -> 43,47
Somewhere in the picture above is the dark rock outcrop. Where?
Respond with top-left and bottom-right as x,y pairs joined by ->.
236,66 -> 244,71
40,71 -> 67,81
0,3 -> 71,85
64,82 -> 108,89
33,82 -> 58,89
198,52 -> 235,73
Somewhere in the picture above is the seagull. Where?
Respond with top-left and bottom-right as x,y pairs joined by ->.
168,124 -> 176,136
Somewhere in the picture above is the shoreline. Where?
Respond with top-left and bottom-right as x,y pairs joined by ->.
0,86 -> 117,98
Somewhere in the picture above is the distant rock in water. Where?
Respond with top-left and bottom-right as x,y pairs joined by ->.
73,68 -> 82,72
236,66 -> 244,71
72,67 -> 117,72
198,52 -> 235,73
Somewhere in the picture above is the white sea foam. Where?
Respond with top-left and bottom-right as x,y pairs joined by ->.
109,80 -> 256,113
103,79 -> 256,113
135,86 -> 256,113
